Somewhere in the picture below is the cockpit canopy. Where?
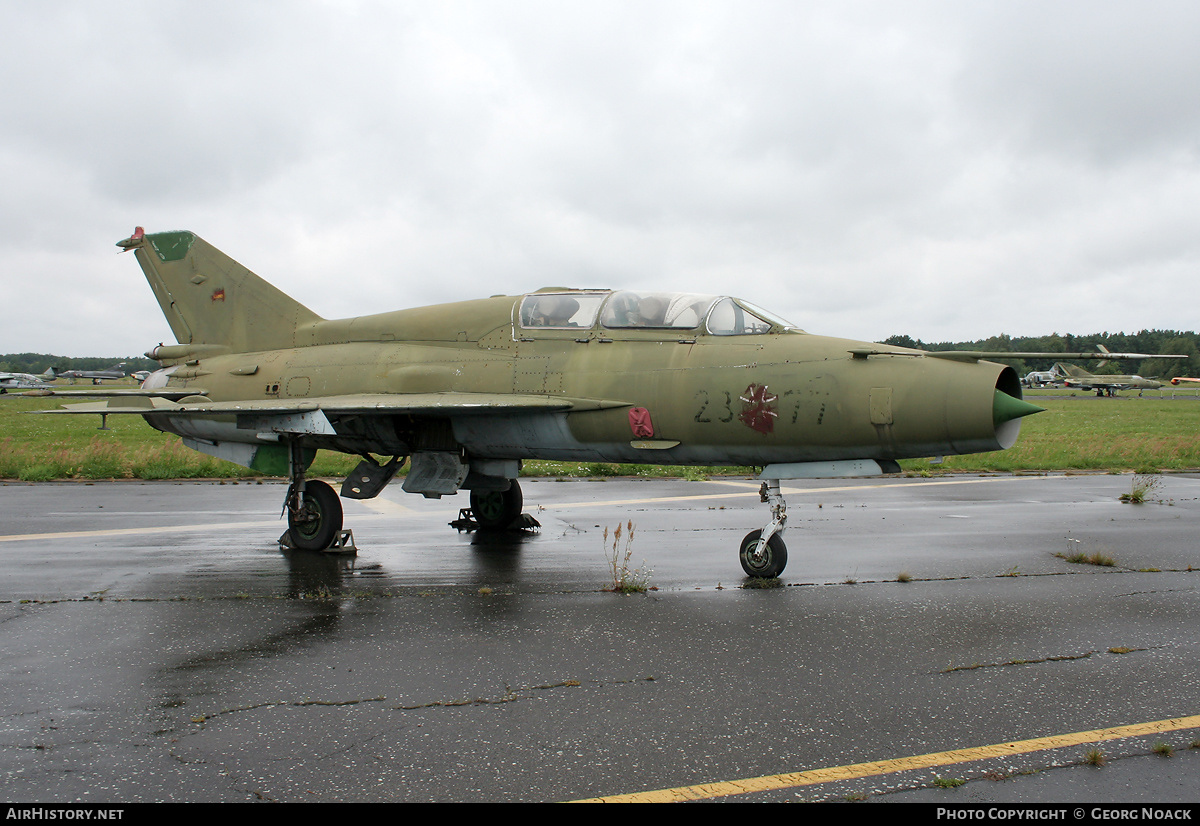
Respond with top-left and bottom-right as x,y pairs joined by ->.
518,290 -> 799,336
518,293 -> 607,329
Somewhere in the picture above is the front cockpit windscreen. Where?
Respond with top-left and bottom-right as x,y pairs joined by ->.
706,297 -> 771,335
705,297 -> 797,335
601,291 -> 718,329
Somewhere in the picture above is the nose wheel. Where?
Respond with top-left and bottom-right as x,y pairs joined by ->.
740,480 -> 788,578
739,529 -> 787,578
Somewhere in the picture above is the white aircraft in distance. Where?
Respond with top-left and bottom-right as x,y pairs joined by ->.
1021,369 -> 1060,388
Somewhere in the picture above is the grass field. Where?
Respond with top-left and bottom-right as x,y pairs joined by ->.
1,390 -> 1198,481
904,393 -> 1200,473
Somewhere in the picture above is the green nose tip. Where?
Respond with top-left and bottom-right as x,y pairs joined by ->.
994,390 -> 1045,427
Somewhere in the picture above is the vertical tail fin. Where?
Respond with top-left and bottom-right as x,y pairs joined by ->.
117,228 -> 323,354
1053,362 -> 1089,378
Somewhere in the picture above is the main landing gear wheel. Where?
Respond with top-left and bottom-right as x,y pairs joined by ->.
288,479 -> 343,551
470,480 -> 523,530
739,529 -> 788,578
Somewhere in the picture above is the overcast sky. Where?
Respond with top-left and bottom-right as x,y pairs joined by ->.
2,0 -> 1197,356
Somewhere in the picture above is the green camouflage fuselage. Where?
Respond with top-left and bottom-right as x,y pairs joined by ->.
146,292 -> 1024,468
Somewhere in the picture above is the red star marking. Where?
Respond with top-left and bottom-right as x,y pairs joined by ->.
738,383 -> 778,434
628,407 -> 654,438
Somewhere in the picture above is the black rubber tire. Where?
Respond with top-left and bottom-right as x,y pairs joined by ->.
739,529 -> 788,578
287,480 -> 343,551
470,480 -> 523,530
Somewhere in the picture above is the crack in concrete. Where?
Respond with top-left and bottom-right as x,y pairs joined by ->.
941,646 -> 1152,673
187,695 -> 389,725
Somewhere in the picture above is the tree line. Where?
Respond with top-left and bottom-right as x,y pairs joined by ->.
0,353 -> 159,375
880,330 -> 1200,378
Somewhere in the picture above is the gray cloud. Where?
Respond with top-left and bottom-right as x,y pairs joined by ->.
2,0 -> 1197,356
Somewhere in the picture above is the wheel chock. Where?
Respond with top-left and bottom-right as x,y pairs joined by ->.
323,530 -> 357,554
449,510 -> 540,533
278,528 -> 357,554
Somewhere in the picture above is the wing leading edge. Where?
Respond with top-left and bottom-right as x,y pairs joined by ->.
42,391 -> 632,418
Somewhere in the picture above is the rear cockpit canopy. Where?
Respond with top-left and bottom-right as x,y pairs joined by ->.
518,292 -> 608,328
518,290 -> 800,336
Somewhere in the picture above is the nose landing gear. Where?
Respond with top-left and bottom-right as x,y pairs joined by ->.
739,480 -> 788,578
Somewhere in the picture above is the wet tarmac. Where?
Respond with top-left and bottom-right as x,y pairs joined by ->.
1,473 -> 1199,803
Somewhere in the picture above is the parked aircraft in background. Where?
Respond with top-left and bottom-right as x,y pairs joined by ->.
1022,370 -> 1060,388
0,369 -> 55,393
36,228 -> 1183,577
50,363 -> 128,385
1053,363 -> 1162,396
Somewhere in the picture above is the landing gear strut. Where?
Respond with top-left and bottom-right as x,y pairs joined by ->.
740,480 -> 788,577
284,440 -> 344,551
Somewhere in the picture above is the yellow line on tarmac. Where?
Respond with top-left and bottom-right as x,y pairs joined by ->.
572,713 -> 1200,802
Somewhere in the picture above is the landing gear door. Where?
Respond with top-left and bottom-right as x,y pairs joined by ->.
402,451 -> 469,498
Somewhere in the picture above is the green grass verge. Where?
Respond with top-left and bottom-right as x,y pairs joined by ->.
903,397 -> 1200,473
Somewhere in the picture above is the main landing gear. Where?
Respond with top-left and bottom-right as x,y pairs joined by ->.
282,440 -> 347,552
281,441 -> 531,549
739,479 -> 788,578
469,480 -> 524,530
286,478 -> 343,551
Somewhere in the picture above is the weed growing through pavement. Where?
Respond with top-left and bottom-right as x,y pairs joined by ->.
1120,473 -> 1162,504
1056,547 -> 1116,567
932,777 -> 965,788
1058,537 -> 1115,567
604,521 -> 651,593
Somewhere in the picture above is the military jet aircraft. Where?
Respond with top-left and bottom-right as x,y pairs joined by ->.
0,369 -> 55,393
1021,369 -> 1060,388
1053,362 -> 1162,396
38,228 -> 1182,577
50,363 -> 128,385
1170,377 -> 1200,386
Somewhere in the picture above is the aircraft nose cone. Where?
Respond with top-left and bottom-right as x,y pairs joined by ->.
994,389 -> 1044,427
